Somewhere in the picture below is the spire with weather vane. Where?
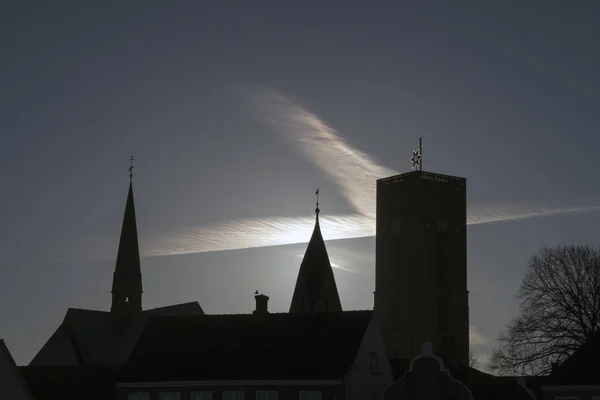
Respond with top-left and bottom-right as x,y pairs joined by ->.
289,188 -> 342,313
111,156 -> 143,317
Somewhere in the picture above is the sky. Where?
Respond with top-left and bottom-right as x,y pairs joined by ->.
1,1 -> 600,369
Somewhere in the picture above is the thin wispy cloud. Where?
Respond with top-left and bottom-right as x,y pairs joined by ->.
146,214 -> 374,257
142,85 -> 600,264
143,201 -> 600,259
242,84 -> 396,219
467,202 -> 600,225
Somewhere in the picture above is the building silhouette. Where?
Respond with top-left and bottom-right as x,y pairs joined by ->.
16,158 -> 548,399
30,163 -> 471,367
29,181 -> 204,366
374,170 -> 470,365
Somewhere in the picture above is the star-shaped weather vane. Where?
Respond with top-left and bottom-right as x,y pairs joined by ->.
410,138 -> 422,171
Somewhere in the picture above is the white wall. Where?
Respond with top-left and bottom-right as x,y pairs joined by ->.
343,317 -> 395,400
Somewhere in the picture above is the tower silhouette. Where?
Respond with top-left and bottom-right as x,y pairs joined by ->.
374,169 -> 469,364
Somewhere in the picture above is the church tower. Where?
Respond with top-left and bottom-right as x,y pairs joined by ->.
289,190 -> 342,313
110,159 -> 143,317
374,141 -> 469,365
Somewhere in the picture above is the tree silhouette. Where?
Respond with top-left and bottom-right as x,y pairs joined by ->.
469,350 -> 479,368
489,245 -> 600,376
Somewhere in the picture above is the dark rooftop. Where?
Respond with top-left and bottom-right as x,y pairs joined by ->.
377,170 -> 466,186
549,329 -> 600,385
126,310 -> 374,381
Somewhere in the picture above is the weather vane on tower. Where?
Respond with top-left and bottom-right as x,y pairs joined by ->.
315,188 -> 320,215
410,138 -> 422,171
129,156 -> 134,182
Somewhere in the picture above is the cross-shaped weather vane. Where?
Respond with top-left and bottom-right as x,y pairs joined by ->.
129,156 -> 134,182
411,138 -> 422,171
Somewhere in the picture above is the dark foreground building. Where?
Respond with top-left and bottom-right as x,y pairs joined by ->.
19,309 -> 394,400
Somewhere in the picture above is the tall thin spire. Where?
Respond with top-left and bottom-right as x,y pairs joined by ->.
289,190 -> 342,313
111,159 -> 143,316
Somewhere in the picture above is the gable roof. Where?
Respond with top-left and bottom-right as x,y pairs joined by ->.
30,302 -> 204,366
0,340 -> 35,400
289,209 -> 342,313
127,310 -> 374,381
550,328 -> 600,384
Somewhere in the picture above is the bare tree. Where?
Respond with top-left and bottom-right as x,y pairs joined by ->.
469,350 -> 479,369
488,245 -> 600,376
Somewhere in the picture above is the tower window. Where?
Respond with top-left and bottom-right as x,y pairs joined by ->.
438,220 -> 448,232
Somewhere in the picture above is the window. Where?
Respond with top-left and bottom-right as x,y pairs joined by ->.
159,393 -> 181,400
192,392 -> 214,400
256,391 -> 278,400
556,397 -> 579,400
128,394 -> 149,400
300,391 -> 322,400
224,391 -> 245,400
370,352 -> 379,374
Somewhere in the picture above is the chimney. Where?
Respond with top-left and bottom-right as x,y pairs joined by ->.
551,362 -> 560,374
253,292 -> 269,315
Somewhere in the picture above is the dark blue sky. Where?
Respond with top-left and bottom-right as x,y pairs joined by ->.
1,1 -> 600,368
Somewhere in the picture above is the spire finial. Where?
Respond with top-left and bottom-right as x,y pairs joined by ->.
129,156 -> 134,182
315,188 -> 320,215
410,138 -> 422,171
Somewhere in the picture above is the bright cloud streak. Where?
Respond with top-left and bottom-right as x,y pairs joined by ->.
467,203 -> 600,225
144,202 -> 600,259
142,86 -> 600,263
145,214 -> 374,257
243,85 -> 396,218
